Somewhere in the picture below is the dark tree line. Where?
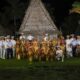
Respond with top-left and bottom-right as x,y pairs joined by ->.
0,0 -> 80,35
0,0 -> 30,35
42,0 -> 80,35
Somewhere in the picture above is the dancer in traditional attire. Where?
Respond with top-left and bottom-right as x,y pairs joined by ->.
32,38 -> 39,60
15,38 -> 21,60
27,41 -> 33,62
49,40 -> 56,61
20,39 -> 26,58
40,39 -> 49,61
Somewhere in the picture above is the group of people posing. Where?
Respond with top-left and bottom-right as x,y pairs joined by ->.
0,33 -> 80,62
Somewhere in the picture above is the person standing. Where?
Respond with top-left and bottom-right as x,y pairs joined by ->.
65,35 -> 73,58
11,36 -> 16,58
2,37 -> 7,59
6,38 -> 13,59
15,38 -> 21,60
71,37 -> 78,57
0,37 -> 3,59
19,33 -> 26,40
27,34 -> 34,41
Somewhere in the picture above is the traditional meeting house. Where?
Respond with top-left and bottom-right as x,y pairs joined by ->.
19,0 -> 59,40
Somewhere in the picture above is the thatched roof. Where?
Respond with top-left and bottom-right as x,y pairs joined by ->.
19,0 -> 59,36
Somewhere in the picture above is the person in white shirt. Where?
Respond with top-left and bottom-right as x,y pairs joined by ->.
1,37 -> 8,59
65,35 -> 73,58
70,34 -> 75,42
65,35 -> 71,46
19,33 -> 26,40
11,36 -> 16,58
71,37 -> 78,57
6,38 -> 13,59
66,44 -> 73,58
56,47 -> 64,62
43,33 -> 49,41
0,37 -> 3,59
27,34 -> 34,41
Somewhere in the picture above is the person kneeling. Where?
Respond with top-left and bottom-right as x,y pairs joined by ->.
56,47 -> 64,62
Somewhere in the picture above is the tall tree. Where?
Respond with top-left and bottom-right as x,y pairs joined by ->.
0,0 -> 30,34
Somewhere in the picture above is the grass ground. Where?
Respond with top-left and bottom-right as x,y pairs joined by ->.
0,58 -> 80,80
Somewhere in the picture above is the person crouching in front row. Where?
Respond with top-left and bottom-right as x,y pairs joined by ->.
56,47 -> 64,62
